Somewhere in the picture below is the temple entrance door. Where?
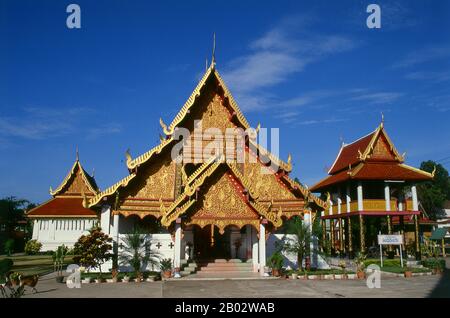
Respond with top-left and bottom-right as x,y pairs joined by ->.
193,225 -> 231,260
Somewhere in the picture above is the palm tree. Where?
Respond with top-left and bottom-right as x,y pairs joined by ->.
282,216 -> 312,271
119,227 -> 161,279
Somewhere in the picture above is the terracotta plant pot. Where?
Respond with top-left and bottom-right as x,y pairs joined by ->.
357,271 -> 365,279
163,270 -> 172,279
271,269 -> 280,277
404,271 -> 413,278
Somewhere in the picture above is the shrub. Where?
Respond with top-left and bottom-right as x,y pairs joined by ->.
0,258 -> 13,283
24,240 -> 42,255
159,258 -> 172,272
364,258 -> 401,267
4,239 -> 14,256
268,252 -> 284,270
73,226 -> 113,274
422,258 -> 446,270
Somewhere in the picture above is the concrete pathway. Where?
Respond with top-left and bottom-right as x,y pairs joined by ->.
21,269 -> 449,298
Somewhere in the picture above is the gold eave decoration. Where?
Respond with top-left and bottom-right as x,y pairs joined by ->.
248,200 -> 282,227
161,158 -> 222,225
126,136 -> 174,170
283,175 -> 328,209
88,173 -> 137,208
163,65 -> 251,137
50,160 -> 99,196
248,139 -> 292,172
361,124 -> 404,163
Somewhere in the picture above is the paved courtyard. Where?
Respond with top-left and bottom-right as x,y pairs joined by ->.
21,270 -> 450,298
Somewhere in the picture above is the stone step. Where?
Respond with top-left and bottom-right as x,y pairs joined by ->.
198,263 -> 253,268
198,266 -> 253,272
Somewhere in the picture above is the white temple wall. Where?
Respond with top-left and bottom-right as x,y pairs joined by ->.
31,218 -> 97,251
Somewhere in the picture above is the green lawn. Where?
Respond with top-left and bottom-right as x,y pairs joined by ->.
0,254 -> 74,277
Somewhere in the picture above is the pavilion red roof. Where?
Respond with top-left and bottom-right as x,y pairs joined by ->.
310,123 -> 433,192
27,197 -> 97,218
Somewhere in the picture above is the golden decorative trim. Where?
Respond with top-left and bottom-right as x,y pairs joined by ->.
161,159 -> 222,225
283,175 -> 328,209
362,124 -> 403,162
50,160 -> 98,196
185,218 -> 260,234
126,137 -> 174,170
248,139 -> 292,172
398,163 -> 433,178
248,200 -> 282,227
88,173 -> 137,207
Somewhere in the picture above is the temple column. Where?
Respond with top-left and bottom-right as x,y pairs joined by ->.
112,213 -> 120,266
174,219 -> 182,277
245,225 -> 252,260
385,184 -> 391,211
414,215 -> 421,260
259,221 -> 266,276
100,205 -> 111,234
411,185 -> 419,211
346,184 -> 351,212
347,216 -> 353,257
339,217 -> 344,254
357,182 -> 364,211
321,212 -> 326,251
252,230 -> 259,272
359,214 -> 365,254
330,219 -> 335,255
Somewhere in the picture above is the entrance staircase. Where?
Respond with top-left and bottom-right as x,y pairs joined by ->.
180,259 -> 255,278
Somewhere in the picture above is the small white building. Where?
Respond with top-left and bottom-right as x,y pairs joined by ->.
27,157 -> 99,251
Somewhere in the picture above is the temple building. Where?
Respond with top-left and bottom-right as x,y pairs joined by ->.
28,59 -> 326,275
27,155 -> 99,250
310,120 -> 435,260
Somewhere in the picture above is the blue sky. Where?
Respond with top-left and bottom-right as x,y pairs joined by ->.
1,0 -> 449,203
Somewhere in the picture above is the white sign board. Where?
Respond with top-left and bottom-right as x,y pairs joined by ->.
378,235 -> 403,245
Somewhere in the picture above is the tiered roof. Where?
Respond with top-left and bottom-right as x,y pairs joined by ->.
311,122 -> 434,192
87,63 -> 326,226
27,158 -> 99,218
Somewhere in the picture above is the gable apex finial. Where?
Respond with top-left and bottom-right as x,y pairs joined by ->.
76,146 -> 79,161
380,112 -> 384,128
211,32 -> 216,68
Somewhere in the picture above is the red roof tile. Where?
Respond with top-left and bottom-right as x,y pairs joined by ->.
27,197 -> 97,217
328,132 -> 375,174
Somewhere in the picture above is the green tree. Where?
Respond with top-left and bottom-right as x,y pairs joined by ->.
73,227 -> 113,275
418,161 -> 450,220
0,197 -> 34,254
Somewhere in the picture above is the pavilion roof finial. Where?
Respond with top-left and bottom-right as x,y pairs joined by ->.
211,32 -> 216,68
380,112 -> 384,128
76,146 -> 79,161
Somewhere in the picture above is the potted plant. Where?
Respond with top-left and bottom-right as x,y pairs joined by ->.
160,258 -> 173,279
9,272 -> 21,287
339,260 -> 347,279
109,268 -> 119,283
291,271 -> 298,280
53,244 -> 68,283
268,251 -> 283,277
122,274 -> 130,283
404,267 -> 413,278
354,252 -> 366,279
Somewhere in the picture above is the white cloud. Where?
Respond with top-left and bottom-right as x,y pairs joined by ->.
404,71 -> 450,83
0,107 -> 121,141
221,16 -> 358,112
393,46 -> 450,69
349,92 -> 404,105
